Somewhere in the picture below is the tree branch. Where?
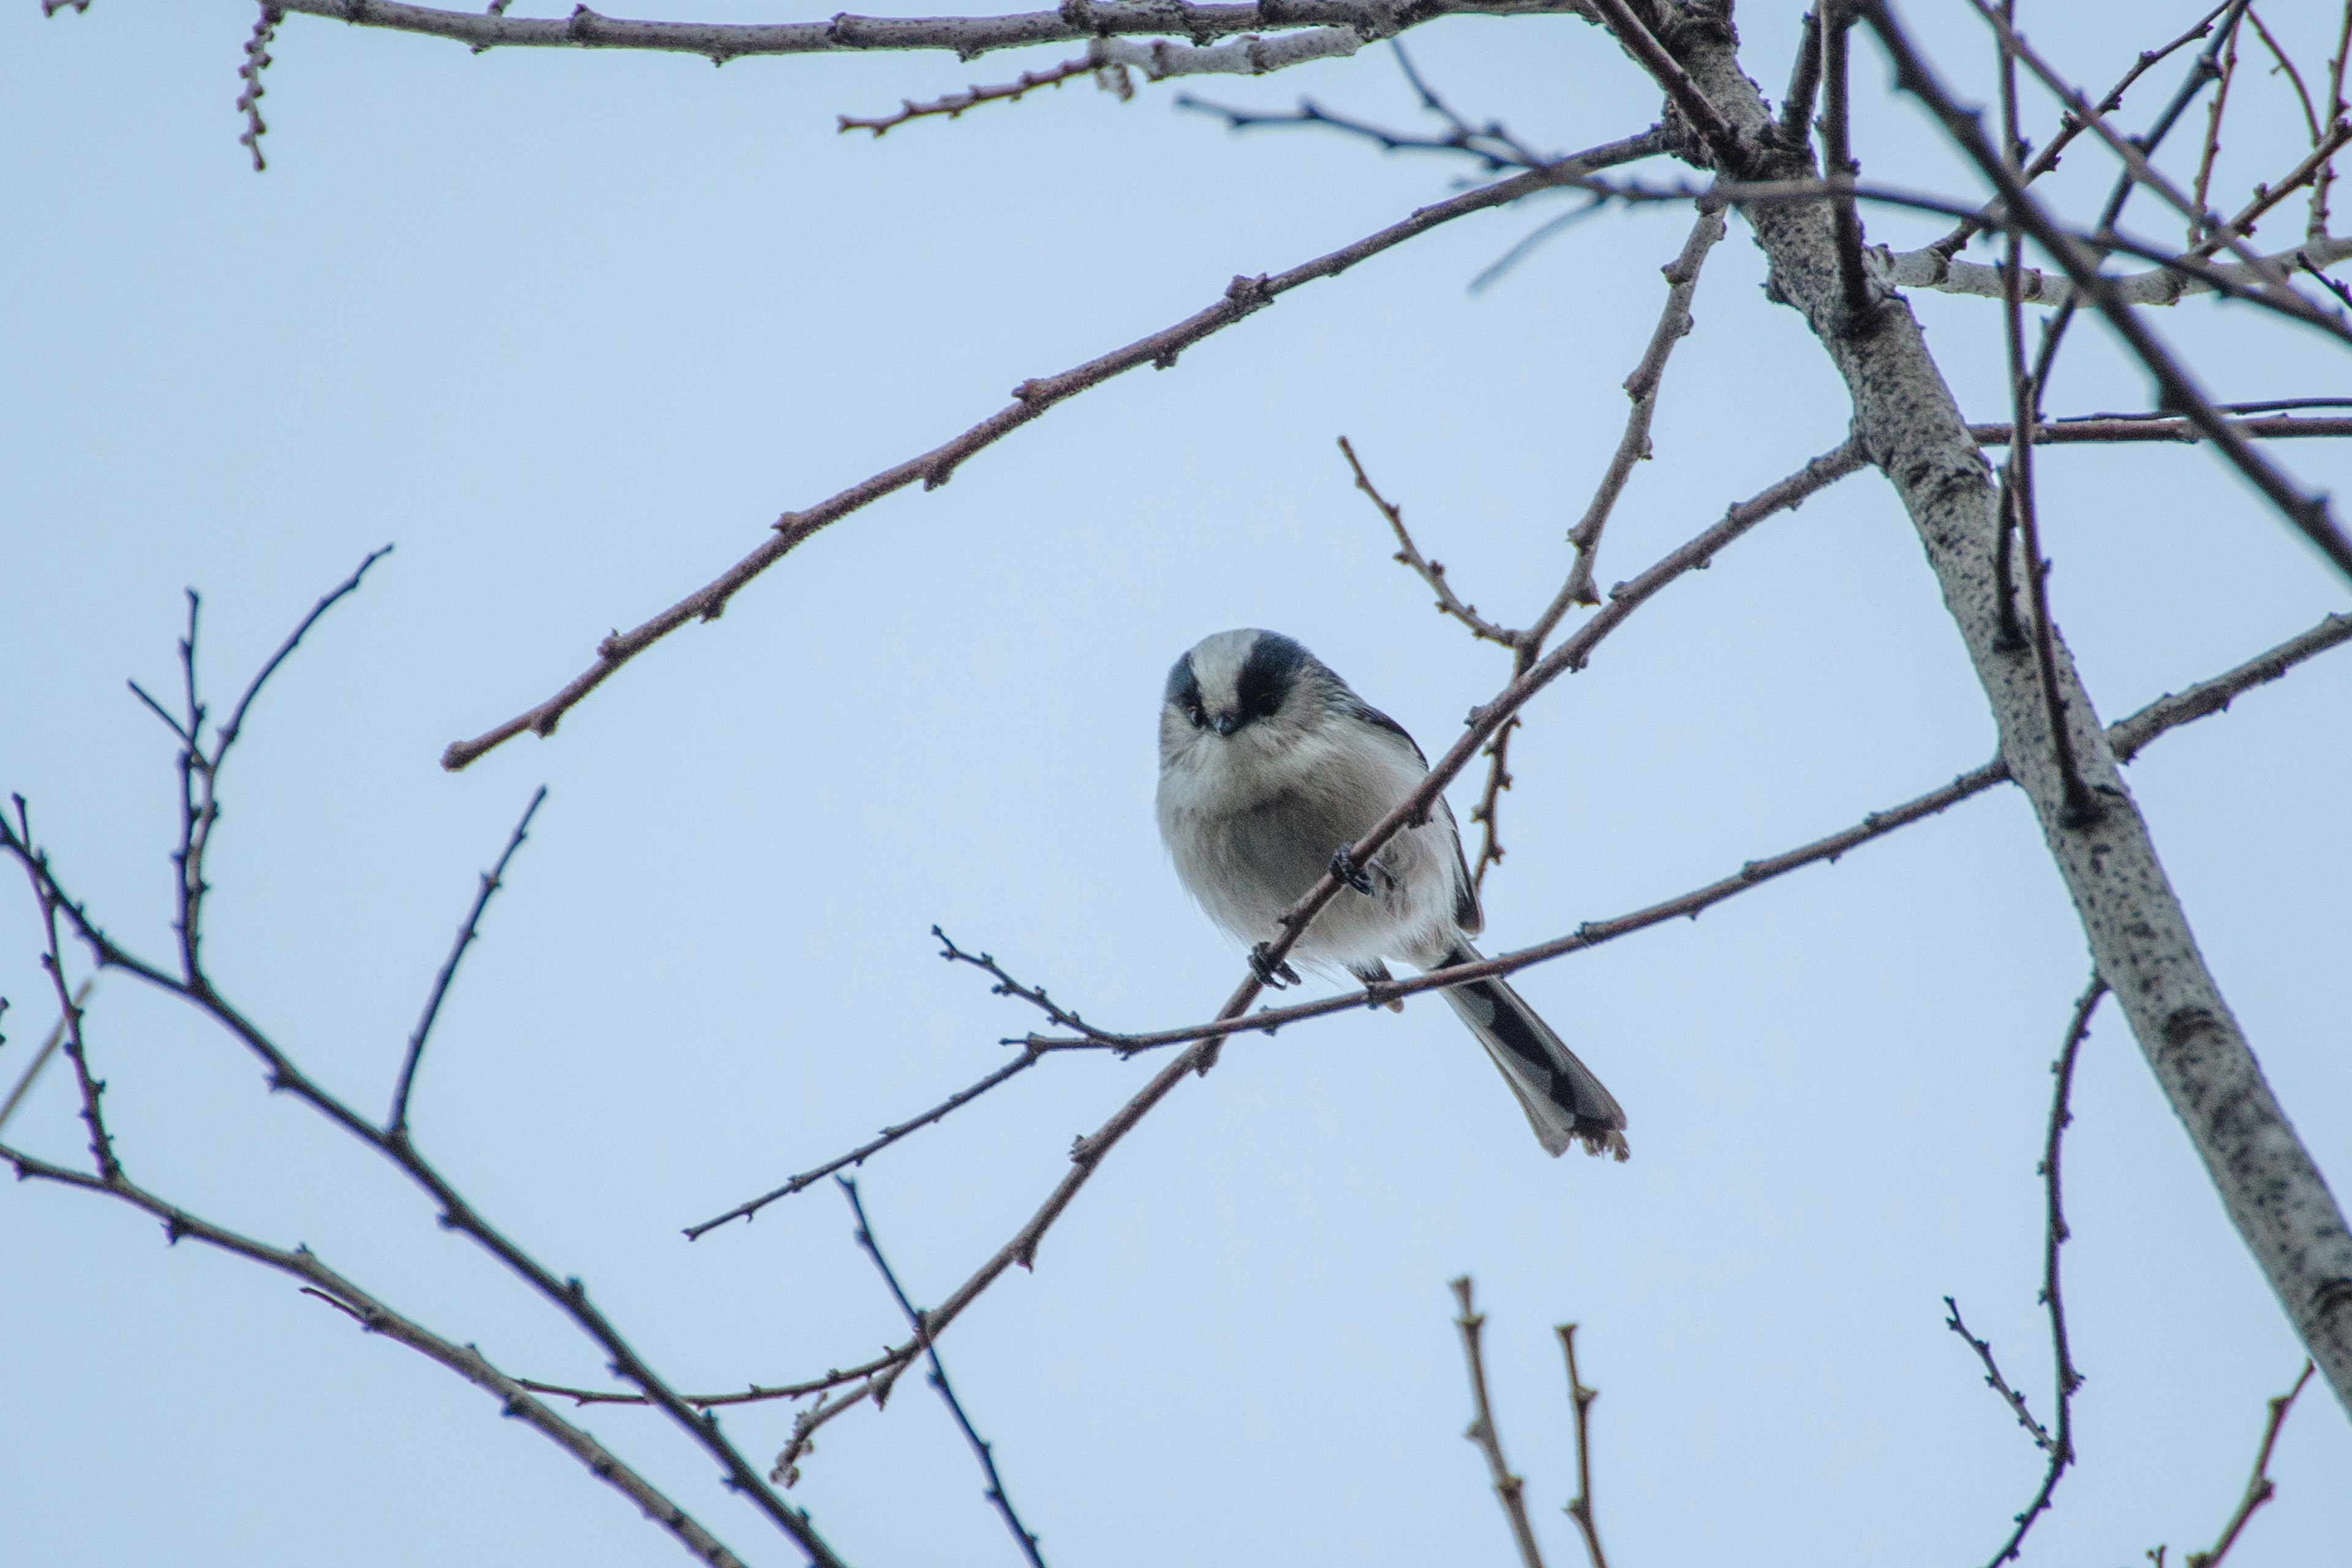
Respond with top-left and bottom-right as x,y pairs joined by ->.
0,1143 -> 755,1568
1667,0 -> 2352,1414
2183,1361 -> 2318,1568
389,786 -> 547,1137
841,1179 -> 1047,1567
438,127 -> 1670,772
1450,1277 -> 1547,1568
267,0 -> 1574,65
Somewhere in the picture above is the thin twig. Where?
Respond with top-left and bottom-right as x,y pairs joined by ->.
0,1142 -> 756,1568
1992,0 -> 2028,653
437,128 -> 1670,772
1924,2 -> 2236,260
1983,974 -> 2107,1567
235,6 -> 283,173
1556,1323 -> 1607,1568
1778,7 -> 1823,149
1965,1 -> 2299,298
1863,2 -> 2352,584
1943,1295 -> 2055,1452
265,0 -> 1540,64
12,803 -> 119,1182
1562,205 -> 1727,608
1819,2 -> 1874,325
2010,0 -> 2252,454
2244,8 -> 2321,145
1450,1278 -> 1546,1568
1970,414 -> 2352,443
841,1179 -> 1047,1567
2188,121 -> 2352,260
2189,8 -> 2240,247
1,579 -> 850,1568
0,978 -> 96,1137
2183,1362 -> 2318,1568
388,786 -> 548,1137
1338,437 -> 1517,647
2312,3 -> 2352,237
840,51 -> 1115,136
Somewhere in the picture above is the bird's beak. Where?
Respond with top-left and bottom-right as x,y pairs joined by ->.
1213,713 -> 1240,737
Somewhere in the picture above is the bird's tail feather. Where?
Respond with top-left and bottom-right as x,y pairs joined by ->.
1431,942 -> 1629,1161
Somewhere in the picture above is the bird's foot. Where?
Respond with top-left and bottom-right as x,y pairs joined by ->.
1329,844 -> 1376,896
1248,943 -> 1302,989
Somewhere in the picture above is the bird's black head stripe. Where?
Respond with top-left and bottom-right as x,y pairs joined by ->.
1164,651 -> 1201,710
1235,631 -> 1311,720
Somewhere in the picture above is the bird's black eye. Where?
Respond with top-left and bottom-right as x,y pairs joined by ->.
1186,702 -> 1207,729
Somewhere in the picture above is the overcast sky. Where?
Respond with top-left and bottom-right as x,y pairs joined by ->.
4,2 -> 2349,1565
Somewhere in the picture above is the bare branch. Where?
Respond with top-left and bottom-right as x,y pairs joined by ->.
1561,204 -> 1725,608
2184,1362 -> 2318,1568
842,1180 -> 1047,1567
840,51 -> 1115,137
0,978 -> 95,1137
1450,1278 -> 1547,1568
1921,1 -> 2237,259
1555,1323 -> 1607,1568
1972,413 -> 2352,443
1338,436 -> 1518,647
1982,974 -> 2108,1567
235,4 -> 282,172
389,786 -> 547,1137
1943,1296 -> 2055,1453
0,1144 -> 755,1568
268,0 -> 1571,66
2314,4 -> 2352,237
1863,6 -> 2352,582
1882,234 -> 2352,307
439,129 -> 1669,772
1818,2 -> 1875,325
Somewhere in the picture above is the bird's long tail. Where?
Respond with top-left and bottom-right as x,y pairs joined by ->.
1428,943 -> 1629,1161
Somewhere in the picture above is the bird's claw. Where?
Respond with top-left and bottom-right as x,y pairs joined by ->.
1249,943 -> 1302,989
1330,844 -> 1377,897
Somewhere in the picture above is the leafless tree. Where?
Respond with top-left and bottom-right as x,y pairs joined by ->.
6,1 -> 2350,1564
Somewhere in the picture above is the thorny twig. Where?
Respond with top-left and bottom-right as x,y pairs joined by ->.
2188,5 -> 2240,247
389,786 -> 548,1137
1993,4 -> 2101,824
1982,974 -> 2107,1567
1556,1323 -> 1607,1568
1864,3 -> 2352,585
2181,1362 -> 2318,1568
1451,1278 -> 1547,1568
1182,43 -> 1555,174
1561,205 -> 1726,609
437,126 -> 1669,772
0,1144 -> 758,1568
1943,1296 -> 2056,1453
1338,437 -> 1517,647
1818,2 -> 1874,325
8,827 -> 115,1180
1923,1 -> 2236,260
841,1179 -> 1048,1567
0,979 -> 95,1137
235,6 -> 282,173
2313,4 -> 2352,237
840,50 -> 1127,136
1,575 -> 850,1568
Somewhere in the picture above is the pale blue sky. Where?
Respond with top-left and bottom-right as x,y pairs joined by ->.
4,2 -> 2348,1564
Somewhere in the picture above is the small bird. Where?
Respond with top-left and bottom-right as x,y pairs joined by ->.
1155,628 -> 1629,1160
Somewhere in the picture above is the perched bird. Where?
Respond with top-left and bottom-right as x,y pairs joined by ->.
1155,628 -> 1629,1160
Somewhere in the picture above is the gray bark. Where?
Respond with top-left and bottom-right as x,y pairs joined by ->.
1653,6 -> 2352,1415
